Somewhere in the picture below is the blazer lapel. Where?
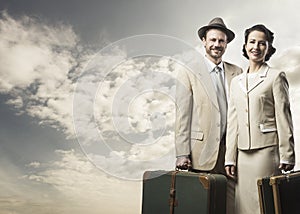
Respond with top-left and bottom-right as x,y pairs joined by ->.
247,64 -> 269,93
238,63 -> 269,94
238,72 -> 248,94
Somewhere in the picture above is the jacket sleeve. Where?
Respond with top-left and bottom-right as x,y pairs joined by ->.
175,69 -> 193,157
225,78 -> 239,165
273,71 -> 295,164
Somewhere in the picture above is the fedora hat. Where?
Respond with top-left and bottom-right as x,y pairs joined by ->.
198,17 -> 235,43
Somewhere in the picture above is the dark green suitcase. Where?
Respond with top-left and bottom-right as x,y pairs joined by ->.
257,171 -> 300,214
257,177 -> 276,214
142,170 -> 227,214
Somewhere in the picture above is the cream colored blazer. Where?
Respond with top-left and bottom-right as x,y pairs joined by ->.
175,56 -> 242,170
225,63 -> 295,165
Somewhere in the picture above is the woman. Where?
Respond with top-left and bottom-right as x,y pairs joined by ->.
224,24 -> 295,214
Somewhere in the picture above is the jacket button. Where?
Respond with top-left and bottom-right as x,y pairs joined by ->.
216,138 -> 219,141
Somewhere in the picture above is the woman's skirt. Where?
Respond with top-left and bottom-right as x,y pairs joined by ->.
236,145 -> 281,214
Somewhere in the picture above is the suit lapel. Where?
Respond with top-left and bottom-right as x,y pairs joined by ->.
195,62 -> 219,110
247,64 -> 269,93
238,63 -> 269,94
197,61 -> 242,110
199,62 -> 241,110
238,73 -> 248,94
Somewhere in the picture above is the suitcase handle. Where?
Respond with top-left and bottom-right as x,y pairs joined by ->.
175,164 -> 192,172
281,169 -> 294,175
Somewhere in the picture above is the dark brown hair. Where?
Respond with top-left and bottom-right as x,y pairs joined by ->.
242,24 -> 276,61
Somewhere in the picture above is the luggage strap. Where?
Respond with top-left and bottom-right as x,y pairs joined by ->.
169,171 -> 179,214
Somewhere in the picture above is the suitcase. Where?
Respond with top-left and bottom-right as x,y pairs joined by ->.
257,177 -> 276,214
257,171 -> 300,214
142,170 -> 227,214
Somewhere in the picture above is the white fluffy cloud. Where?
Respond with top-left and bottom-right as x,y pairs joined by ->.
0,12 -> 181,181
0,11 -> 89,137
74,55 -> 183,179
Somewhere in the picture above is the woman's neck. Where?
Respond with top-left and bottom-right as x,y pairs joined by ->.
248,61 -> 264,73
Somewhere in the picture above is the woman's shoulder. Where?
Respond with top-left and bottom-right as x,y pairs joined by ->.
267,65 -> 286,77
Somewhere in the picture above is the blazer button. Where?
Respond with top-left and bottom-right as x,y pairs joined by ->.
217,123 -> 220,127
216,138 -> 219,142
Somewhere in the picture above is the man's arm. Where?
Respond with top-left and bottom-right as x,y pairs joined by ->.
175,69 -> 193,168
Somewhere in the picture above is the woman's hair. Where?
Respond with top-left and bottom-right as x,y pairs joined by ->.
242,24 -> 276,61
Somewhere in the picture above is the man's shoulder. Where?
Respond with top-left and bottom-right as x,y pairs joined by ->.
223,61 -> 241,69
223,61 -> 243,73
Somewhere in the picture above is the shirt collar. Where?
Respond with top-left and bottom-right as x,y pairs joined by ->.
204,56 -> 224,73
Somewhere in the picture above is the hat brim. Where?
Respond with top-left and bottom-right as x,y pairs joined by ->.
198,24 -> 235,43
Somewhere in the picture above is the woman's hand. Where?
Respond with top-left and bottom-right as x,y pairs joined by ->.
225,165 -> 237,180
279,163 -> 294,172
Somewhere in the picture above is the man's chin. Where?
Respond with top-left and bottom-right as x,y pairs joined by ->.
212,51 -> 222,56
210,54 -> 222,60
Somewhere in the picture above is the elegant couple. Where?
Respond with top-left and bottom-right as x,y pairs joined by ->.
175,17 -> 295,214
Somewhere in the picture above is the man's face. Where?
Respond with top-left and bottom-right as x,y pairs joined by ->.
202,29 -> 228,64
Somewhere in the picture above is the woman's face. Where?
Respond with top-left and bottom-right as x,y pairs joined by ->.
245,30 -> 269,63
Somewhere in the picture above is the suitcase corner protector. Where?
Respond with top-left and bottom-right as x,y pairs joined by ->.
199,176 -> 210,189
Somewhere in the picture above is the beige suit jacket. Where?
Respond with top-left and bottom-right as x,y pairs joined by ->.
175,56 -> 242,170
225,63 -> 295,165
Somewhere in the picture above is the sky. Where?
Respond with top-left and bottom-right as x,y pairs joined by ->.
0,0 -> 300,213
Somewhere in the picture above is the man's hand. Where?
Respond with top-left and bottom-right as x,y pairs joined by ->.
225,165 -> 236,180
176,156 -> 192,170
279,163 -> 294,172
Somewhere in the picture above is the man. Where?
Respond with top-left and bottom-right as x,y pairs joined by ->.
175,17 -> 242,213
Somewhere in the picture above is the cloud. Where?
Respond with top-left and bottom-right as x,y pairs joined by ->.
0,149 -> 141,214
27,161 -> 40,168
0,12 -> 78,90
22,149 -> 141,214
0,157 -> 66,213
76,54 -> 192,179
271,47 -> 300,87
0,12 -> 205,181
0,11 -> 90,137
0,14 -> 181,213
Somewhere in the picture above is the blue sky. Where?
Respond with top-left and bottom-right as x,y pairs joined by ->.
0,0 -> 300,213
